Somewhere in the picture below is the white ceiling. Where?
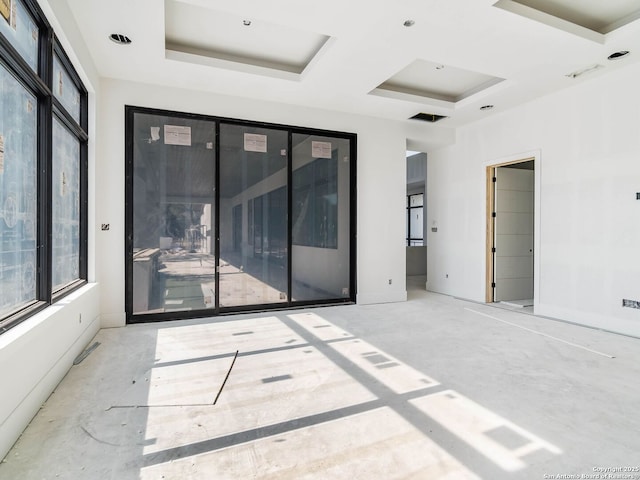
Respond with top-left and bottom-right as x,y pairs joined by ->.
64,0 -> 640,128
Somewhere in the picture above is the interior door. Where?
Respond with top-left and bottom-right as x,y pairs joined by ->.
493,166 -> 534,302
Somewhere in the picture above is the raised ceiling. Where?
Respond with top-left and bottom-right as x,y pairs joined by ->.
164,0 -> 330,80
497,0 -> 640,34
373,59 -> 505,107
64,0 -> 640,128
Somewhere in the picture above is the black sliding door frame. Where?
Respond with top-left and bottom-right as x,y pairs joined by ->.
125,105 -> 357,324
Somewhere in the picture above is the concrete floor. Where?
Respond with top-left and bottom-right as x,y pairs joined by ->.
2,277 -> 639,479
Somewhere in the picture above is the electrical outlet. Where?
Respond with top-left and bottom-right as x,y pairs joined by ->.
388,279 -> 392,285
622,299 -> 640,309
78,313 -> 82,324
445,274 -> 449,278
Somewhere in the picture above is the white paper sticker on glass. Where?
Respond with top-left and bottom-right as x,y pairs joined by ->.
150,126 -> 160,142
244,133 -> 267,153
164,125 -> 192,146
312,141 -> 332,159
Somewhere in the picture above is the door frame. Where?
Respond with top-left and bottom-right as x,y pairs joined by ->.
485,151 -> 541,305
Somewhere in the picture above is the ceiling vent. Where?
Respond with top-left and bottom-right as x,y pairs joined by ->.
410,113 -> 448,123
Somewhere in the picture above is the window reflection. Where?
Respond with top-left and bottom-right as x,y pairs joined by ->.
219,124 -> 288,307
291,135 -> 351,302
132,113 -> 216,314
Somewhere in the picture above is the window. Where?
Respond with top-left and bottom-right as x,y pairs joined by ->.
407,193 -> 424,246
0,63 -> 37,319
53,55 -> 81,123
0,0 -> 88,333
52,118 -> 81,290
0,0 -> 38,72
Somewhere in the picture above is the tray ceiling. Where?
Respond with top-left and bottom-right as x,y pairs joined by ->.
63,0 -> 640,128
165,0 -> 330,79
374,59 -> 504,105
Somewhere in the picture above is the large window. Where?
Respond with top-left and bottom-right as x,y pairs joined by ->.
0,0 -> 88,333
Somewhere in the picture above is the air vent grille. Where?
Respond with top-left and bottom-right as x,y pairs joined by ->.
410,113 -> 447,123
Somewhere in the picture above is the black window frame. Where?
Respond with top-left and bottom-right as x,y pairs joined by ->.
0,0 -> 88,335
125,105 -> 357,324
407,193 -> 424,247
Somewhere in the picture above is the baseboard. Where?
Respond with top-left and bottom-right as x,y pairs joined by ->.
100,312 -> 126,328
357,290 -> 408,305
536,303 -> 640,339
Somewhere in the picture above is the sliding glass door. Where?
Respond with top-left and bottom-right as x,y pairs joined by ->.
129,111 -> 216,315
126,107 -> 356,322
291,134 -> 352,301
218,124 -> 288,308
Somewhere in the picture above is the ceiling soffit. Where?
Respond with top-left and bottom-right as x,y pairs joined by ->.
494,0 -> 640,41
164,0 -> 330,80
371,59 -> 505,114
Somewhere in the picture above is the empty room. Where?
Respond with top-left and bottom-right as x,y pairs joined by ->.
1,0 -> 639,479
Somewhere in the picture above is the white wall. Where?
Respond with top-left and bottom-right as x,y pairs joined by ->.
427,61 -> 640,337
97,79 -> 454,325
0,286 -> 101,459
0,0 -> 102,461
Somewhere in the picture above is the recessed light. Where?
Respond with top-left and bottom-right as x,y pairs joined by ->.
109,33 -> 132,45
243,20 -> 252,26
480,105 -> 494,111
608,50 -> 629,60
403,19 -> 415,27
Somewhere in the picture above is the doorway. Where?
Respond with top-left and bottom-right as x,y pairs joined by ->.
405,150 -> 427,289
486,159 -> 535,306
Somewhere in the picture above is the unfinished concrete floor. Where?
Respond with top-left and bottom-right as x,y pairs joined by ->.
2,279 -> 639,479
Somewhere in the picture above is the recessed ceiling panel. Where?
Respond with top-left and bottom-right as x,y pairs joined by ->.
165,0 -> 329,76
496,0 -> 640,34
375,60 -> 504,103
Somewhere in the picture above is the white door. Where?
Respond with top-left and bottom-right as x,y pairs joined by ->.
494,167 -> 534,302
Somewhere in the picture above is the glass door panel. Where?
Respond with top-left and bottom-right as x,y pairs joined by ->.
219,124 -> 288,308
291,134 -> 351,301
131,112 -> 216,314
